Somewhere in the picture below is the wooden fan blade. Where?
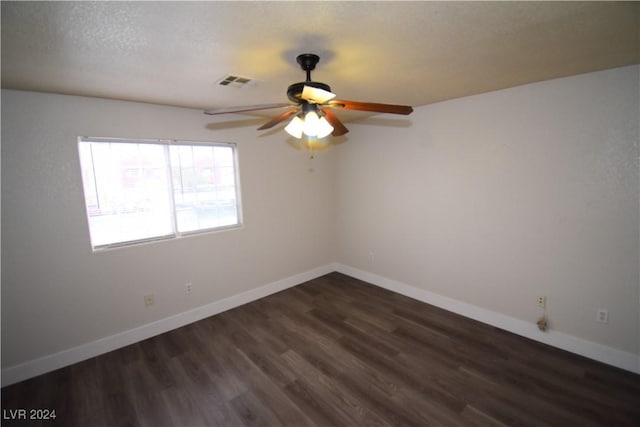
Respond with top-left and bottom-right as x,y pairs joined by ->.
301,85 -> 337,104
328,100 -> 413,115
204,103 -> 293,115
322,108 -> 349,136
257,109 -> 299,130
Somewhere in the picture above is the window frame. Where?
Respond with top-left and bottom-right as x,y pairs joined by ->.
78,136 -> 243,251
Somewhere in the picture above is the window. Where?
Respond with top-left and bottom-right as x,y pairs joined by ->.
78,137 -> 241,249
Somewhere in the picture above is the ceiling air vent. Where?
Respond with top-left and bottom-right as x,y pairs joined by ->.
217,74 -> 258,88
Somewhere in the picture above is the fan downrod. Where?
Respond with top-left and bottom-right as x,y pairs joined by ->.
287,53 -> 331,103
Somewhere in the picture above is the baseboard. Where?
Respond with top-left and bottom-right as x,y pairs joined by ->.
4,262 -> 637,387
1,264 -> 337,387
334,263 -> 640,374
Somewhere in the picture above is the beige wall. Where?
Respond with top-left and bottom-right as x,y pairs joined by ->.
1,91 -> 336,368
336,65 -> 639,354
2,64 -> 638,377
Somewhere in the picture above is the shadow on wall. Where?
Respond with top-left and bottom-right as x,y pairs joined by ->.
205,118 -> 265,130
353,117 -> 413,128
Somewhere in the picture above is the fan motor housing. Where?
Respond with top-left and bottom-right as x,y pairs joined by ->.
287,81 -> 332,103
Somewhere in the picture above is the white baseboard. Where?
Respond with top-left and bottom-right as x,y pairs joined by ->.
3,262 -> 637,387
1,264 -> 336,387
334,263 -> 640,375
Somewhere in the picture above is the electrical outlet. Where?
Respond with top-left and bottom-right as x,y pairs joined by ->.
537,296 -> 546,308
144,293 -> 154,307
369,251 -> 375,262
596,309 -> 609,323
185,282 -> 192,294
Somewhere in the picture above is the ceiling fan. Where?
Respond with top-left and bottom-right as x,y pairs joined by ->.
204,53 -> 413,139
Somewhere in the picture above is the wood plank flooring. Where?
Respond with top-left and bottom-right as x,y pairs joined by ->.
2,272 -> 640,426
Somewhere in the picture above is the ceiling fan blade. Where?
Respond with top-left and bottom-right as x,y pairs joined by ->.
328,100 -> 413,115
301,85 -> 337,104
257,109 -> 300,130
322,108 -> 349,136
204,103 -> 293,115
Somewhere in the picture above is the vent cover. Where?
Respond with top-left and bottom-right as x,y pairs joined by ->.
217,74 -> 258,88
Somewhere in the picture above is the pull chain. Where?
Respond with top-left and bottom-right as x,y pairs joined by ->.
307,146 -> 315,172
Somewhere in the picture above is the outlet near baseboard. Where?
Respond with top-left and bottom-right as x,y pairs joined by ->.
596,309 -> 609,323
144,294 -> 154,307
537,296 -> 546,308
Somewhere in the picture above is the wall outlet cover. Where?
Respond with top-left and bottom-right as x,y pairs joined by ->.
596,309 -> 609,323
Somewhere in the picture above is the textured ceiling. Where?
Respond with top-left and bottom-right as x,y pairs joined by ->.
2,1 -> 639,120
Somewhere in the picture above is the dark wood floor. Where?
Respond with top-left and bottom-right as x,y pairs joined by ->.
2,272 -> 640,426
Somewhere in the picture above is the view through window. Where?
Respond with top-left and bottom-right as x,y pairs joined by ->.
78,137 -> 241,249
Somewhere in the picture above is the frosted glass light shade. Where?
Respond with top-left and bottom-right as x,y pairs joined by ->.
303,111 -> 320,136
284,116 -> 304,138
315,117 -> 334,138
302,111 -> 334,138
284,111 -> 334,139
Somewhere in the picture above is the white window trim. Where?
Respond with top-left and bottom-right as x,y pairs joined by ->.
78,136 -> 243,251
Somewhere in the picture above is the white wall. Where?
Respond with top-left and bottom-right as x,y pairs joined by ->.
1,90 -> 336,371
336,65 -> 639,356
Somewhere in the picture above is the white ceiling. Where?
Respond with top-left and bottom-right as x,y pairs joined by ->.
2,1 -> 639,121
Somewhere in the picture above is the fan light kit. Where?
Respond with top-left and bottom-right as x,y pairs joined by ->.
285,104 -> 334,139
205,53 -> 413,147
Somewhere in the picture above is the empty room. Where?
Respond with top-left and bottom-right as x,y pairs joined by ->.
1,1 -> 639,426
